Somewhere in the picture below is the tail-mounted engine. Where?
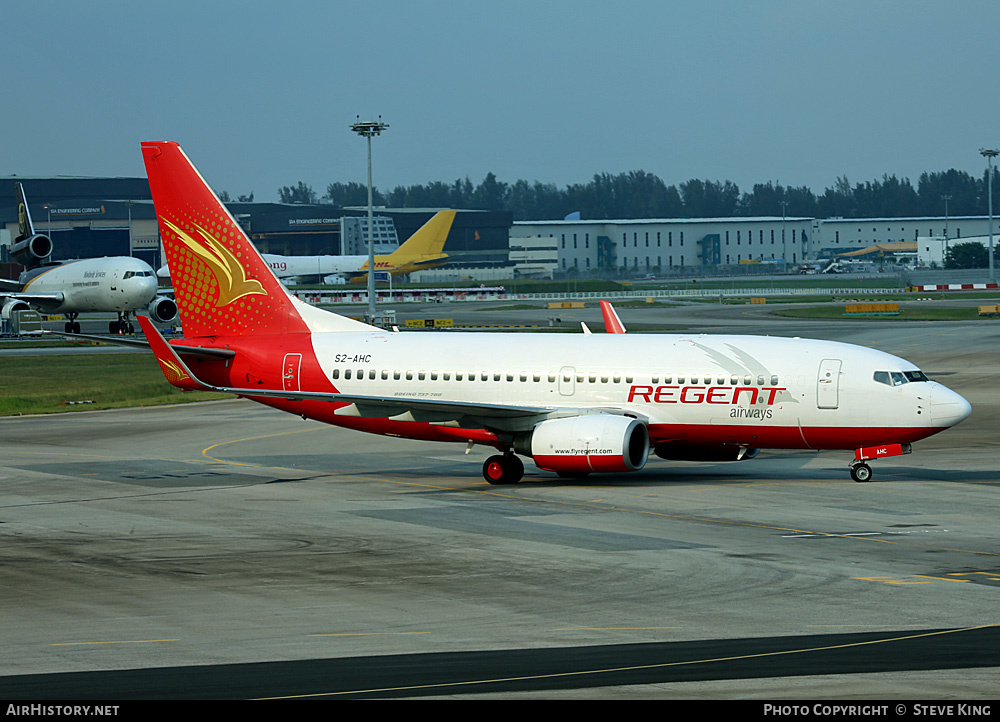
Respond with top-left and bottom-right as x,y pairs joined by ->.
10,234 -> 53,267
515,415 -> 649,475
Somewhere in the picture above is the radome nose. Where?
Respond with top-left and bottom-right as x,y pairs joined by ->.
140,275 -> 157,298
930,385 -> 972,427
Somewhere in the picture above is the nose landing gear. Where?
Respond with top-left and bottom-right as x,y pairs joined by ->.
109,312 -> 135,335
850,462 -> 873,483
849,443 -> 911,482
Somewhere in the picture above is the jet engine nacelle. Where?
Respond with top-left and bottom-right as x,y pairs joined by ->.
1,299 -> 31,320
654,444 -> 760,462
10,234 -> 53,267
147,296 -> 178,323
517,415 -> 650,474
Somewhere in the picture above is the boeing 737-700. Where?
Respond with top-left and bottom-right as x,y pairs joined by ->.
1,183 -> 176,333
136,141 -> 971,484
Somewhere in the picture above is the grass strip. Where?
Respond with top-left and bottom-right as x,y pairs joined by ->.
0,352 -> 229,416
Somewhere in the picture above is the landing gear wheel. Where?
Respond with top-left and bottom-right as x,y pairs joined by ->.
851,463 -> 872,483
109,320 -> 120,334
72,321 -> 81,334
483,454 -> 524,485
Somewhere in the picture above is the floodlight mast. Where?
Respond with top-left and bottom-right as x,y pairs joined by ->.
981,148 -> 998,283
351,117 -> 389,319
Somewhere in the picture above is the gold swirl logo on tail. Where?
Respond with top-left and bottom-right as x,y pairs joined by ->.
163,218 -> 266,307
158,358 -> 190,385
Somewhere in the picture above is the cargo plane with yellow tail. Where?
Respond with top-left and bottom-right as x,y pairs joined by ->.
158,210 -> 453,284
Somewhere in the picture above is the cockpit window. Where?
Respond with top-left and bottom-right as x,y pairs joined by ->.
874,369 -> 929,386
123,271 -> 134,279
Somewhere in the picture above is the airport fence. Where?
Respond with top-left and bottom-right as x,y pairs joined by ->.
293,287 -> 906,306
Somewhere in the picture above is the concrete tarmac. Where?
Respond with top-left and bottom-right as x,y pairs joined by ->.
0,302 -> 998,699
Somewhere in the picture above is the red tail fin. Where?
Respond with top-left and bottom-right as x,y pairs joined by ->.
141,141 -> 308,338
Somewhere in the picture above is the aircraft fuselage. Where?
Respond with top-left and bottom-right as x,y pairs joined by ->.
19,257 -> 159,313
180,329 -> 970,454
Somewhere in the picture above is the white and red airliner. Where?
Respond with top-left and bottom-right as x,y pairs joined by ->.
137,141 -> 971,485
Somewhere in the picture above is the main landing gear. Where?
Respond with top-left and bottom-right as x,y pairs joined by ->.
64,313 -> 81,334
109,311 -> 135,335
483,452 -> 524,485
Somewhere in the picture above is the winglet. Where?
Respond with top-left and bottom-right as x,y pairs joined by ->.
600,300 -> 627,334
137,315 -> 209,391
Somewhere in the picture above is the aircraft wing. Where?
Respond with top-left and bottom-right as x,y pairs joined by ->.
0,291 -> 65,311
0,278 -> 24,292
136,316 -> 603,432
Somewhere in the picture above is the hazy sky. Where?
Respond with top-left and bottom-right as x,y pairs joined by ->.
6,1 -> 1000,205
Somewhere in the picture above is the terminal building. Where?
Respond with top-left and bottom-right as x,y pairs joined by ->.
508,216 -> 1000,278
511,217 -> 813,277
0,177 -> 513,278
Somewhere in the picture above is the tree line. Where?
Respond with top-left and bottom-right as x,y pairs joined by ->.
270,167 -> 1000,221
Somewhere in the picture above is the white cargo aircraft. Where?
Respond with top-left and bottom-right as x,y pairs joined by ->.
136,141 -> 971,485
1,183 -> 176,333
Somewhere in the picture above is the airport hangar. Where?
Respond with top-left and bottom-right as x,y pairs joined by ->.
0,176 -> 513,279
2,176 -> 996,281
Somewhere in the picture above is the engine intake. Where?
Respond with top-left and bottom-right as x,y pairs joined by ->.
148,296 -> 178,323
517,415 -> 649,474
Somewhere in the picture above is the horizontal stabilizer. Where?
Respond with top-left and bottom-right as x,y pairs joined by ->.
43,328 -> 236,359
